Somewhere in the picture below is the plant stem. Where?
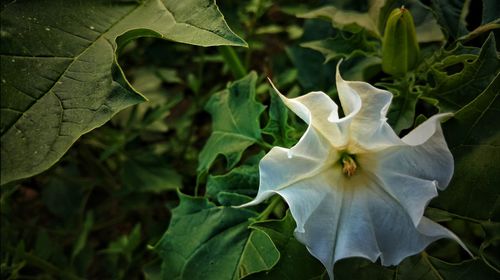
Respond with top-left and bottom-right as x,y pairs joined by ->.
258,140 -> 274,150
219,46 -> 247,79
256,196 -> 281,221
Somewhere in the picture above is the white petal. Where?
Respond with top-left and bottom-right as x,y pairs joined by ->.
359,180 -> 463,266
291,172 -> 467,280
380,113 -> 454,190
291,175 -> 381,280
335,63 -> 402,151
370,169 -> 438,227
268,79 -> 350,147
402,113 -> 453,145
238,124 -> 331,207
277,171 -> 340,233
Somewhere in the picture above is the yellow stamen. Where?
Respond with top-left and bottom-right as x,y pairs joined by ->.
341,154 -> 357,177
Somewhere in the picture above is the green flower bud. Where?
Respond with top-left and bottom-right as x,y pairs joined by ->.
382,6 -> 420,76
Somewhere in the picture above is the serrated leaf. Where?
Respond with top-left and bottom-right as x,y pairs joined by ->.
206,164 -> 259,205
262,87 -> 295,147
0,0 -> 246,185
422,33 -> 500,112
217,192 -> 254,206
301,31 -> 378,63
198,72 -> 265,176
432,73 -> 500,221
154,192 -> 279,280
379,76 -> 420,134
246,211 -> 327,280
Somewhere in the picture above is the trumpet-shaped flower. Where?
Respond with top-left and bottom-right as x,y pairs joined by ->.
240,65 -> 469,279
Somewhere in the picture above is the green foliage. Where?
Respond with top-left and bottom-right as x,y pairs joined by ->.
198,72 -> 265,178
154,192 -> 278,280
434,73 -> 500,221
246,212 -> 327,279
421,33 -> 500,112
379,75 -> 420,134
206,164 -> 259,205
1,0 -> 500,279
0,0 -> 246,185
429,0 -> 470,39
396,254 -> 499,279
301,31 -> 378,63
120,152 -> 182,193
262,87 -> 296,147
298,3 -> 383,38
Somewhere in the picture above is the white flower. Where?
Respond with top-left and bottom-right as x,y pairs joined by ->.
240,64 -> 470,279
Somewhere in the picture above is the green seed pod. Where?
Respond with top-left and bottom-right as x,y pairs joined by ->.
382,7 -> 420,76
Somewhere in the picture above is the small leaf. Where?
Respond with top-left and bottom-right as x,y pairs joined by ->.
379,76 -> 420,134
262,87 -> 295,147
239,229 -> 280,279
198,72 -> 265,176
206,164 -> 259,204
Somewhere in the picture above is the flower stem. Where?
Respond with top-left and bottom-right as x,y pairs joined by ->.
258,140 -> 274,150
256,195 -> 281,221
218,46 -> 247,79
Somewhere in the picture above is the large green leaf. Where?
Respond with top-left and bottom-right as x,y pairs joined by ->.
154,192 -> 279,280
198,72 -> 265,177
245,212 -> 327,280
421,33 -> 500,112
0,0 -> 246,185
432,73 -> 500,221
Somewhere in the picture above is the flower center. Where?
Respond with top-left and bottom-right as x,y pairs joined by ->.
340,153 -> 357,177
